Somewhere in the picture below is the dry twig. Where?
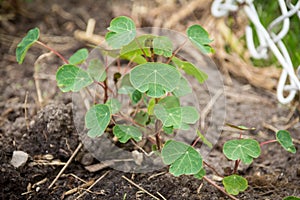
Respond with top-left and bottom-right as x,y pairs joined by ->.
122,175 -> 161,200
48,143 -> 83,189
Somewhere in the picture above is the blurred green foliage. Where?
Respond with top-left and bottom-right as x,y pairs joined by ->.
251,0 -> 300,68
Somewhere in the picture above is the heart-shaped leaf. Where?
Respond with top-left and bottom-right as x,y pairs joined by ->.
129,62 -> 181,98
68,48 -> 88,65
276,130 -> 296,153
113,125 -> 142,143
187,24 -> 214,54
162,140 -> 203,176
87,59 -> 106,82
56,64 -> 93,92
153,36 -> 173,57
222,174 -> 248,195
105,98 -> 121,114
16,27 -> 40,64
85,104 -> 111,137
223,139 -> 261,164
172,57 -> 208,84
154,104 -> 199,130
105,16 -> 136,49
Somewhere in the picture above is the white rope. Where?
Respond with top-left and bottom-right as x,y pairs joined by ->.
211,0 -> 300,104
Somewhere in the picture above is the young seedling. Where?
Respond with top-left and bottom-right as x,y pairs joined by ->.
16,16 -> 297,199
221,124 -> 297,195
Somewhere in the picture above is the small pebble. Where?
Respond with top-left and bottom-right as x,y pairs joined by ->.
10,150 -> 29,168
80,153 -> 94,166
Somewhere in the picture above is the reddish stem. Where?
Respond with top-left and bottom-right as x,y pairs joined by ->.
202,176 -> 239,200
192,136 -> 201,147
134,38 -> 149,62
166,39 -> 188,64
203,161 -> 223,178
233,159 -> 241,174
260,139 -> 277,147
36,41 -> 69,64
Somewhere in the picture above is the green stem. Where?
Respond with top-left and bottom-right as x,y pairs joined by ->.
36,40 -> 69,64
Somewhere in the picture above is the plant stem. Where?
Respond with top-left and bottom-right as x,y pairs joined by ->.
202,176 -> 239,200
155,120 -> 162,150
134,38 -> 149,62
191,136 -> 201,147
103,79 -> 108,103
166,39 -> 188,64
232,159 -> 240,174
203,161 -> 224,178
260,139 -> 277,147
36,40 -> 69,64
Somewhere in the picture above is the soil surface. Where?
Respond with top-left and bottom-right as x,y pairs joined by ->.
1,1 -> 299,200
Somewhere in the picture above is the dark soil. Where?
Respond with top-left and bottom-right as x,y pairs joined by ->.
1,1 -> 299,200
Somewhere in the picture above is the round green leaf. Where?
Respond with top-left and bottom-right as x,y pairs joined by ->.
129,62 -> 181,98
105,16 -> 136,49
222,175 -> 248,195
153,36 -> 173,57
68,48 -> 88,65
16,27 -> 40,64
87,58 -> 106,82
223,139 -> 261,164
162,140 -> 202,176
56,64 -> 93,92
154,104 -> 199,130
113,125 -> 142,143
85,104 -> 111,137
276,130 -> 296,153
187,24 -> 214,54
105,98 -> 121,114
172,57 -> 208,84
